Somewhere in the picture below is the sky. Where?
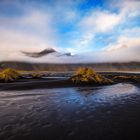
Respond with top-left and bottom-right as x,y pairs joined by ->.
0,0 -> 140,63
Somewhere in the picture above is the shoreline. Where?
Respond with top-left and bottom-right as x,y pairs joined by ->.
0,78 -> 114,91
0,71 -> 139,91
0,72 -> 140,90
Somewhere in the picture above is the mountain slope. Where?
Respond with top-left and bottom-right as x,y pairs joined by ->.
0,61 -> 140,71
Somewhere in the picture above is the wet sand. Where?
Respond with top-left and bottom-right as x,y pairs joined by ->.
0,83 -> 140,140
0,78 -> 113,91
0,79 -> 71,91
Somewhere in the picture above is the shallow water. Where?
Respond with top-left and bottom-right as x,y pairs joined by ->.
0,83 -> 140,140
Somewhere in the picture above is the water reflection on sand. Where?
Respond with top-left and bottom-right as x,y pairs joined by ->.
0,83 -> 140,140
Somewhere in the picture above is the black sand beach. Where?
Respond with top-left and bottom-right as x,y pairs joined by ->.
0,72 -> 140,140
0,71 -> 139,91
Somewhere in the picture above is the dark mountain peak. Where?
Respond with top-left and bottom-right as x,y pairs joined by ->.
21,48 -> 57,58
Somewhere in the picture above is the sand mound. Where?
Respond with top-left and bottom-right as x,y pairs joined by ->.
70,68 -> 113,84
0,68 -> 21,82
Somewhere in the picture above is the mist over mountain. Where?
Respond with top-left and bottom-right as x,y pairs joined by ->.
1,42 -> 140,63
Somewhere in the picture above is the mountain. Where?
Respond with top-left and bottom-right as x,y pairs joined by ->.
0,61 -> 140,71
21,48 -> 72,58
21,48 -> 56,58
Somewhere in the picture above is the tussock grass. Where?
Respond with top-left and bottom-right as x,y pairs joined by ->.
70,68 -> 113,84
0,68 -> 21,82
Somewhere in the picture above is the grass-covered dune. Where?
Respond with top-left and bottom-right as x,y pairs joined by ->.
70,68 -> 113,85
0,68 -> 43,82
0,68 -> 21,82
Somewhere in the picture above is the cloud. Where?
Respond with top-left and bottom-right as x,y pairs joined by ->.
85,36 -> 140,63
0,8 -> 55,38
122,27 -> 140,37
68,9 -> 123,53
69,0 -> 140,54
0,0 -> 140,63
0,29 -> 50,51
0,27 -> 59,61
121,0 -> 140,17
80,10 -> 122,33
0,33 -> 140,63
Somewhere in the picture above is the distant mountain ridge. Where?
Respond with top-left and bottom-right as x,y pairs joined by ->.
0,61 -> 140,71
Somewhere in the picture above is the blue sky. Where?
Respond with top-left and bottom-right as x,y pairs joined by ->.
0,0 -> 140,63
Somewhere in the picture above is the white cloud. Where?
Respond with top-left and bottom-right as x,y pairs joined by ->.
121,0 -> 140,17
0,27 -> 58,62
79,10 -> 122,33
20,10 -> 52,29
0,34 -> 140,63
0,9 -> 55,37
69,0 -> 140,55
70,9 -> 123,52
0,29 -> 49,51
103,36 -> 140,50
90,36 -> 140,62
96,12 -> 121,32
